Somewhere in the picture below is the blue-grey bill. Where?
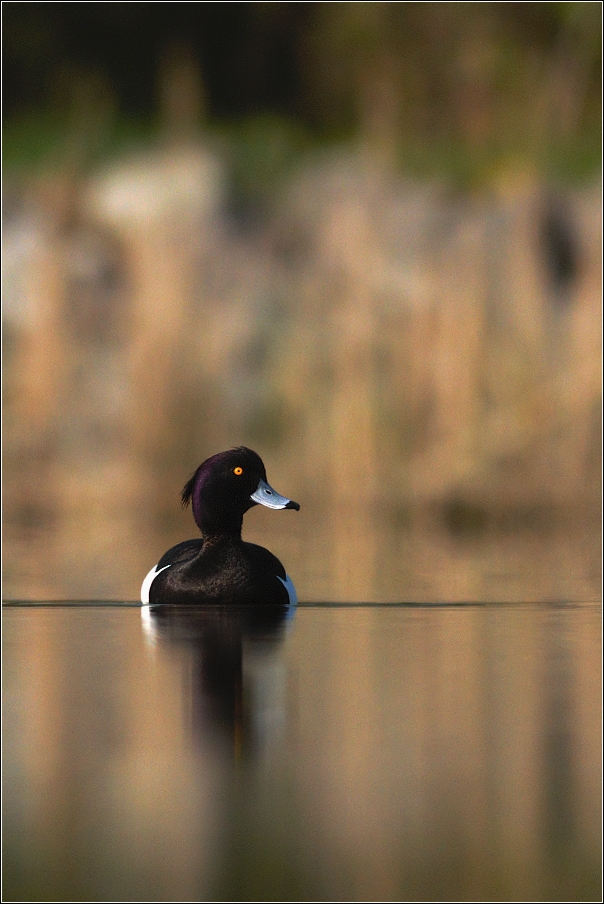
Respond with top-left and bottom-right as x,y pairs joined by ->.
251,478 -> 300,510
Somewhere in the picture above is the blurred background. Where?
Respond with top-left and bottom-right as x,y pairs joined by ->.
3,2 -> 602,602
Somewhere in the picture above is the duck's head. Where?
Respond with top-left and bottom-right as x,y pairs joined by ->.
182,447 -> 299,536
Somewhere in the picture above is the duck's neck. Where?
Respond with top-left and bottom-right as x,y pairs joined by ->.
191,473 -> 248,540
201,530 -> 242,549
196,511 -> 244,544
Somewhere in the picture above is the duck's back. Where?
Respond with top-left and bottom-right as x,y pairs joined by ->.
145,538 -> 294,606
157,538 -> 204,569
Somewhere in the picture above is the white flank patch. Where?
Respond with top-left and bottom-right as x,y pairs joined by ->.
140,563 -> 171,604
276,573 -> 297,606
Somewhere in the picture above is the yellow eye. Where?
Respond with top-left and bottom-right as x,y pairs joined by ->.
233,466 -> 243,475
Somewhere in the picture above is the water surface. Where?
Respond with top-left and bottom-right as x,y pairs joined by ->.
2,601 -> 601,902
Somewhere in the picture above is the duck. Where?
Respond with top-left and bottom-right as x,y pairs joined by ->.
141,447 -> 299,606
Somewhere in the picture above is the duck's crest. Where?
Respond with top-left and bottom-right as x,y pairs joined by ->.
181,468 -> 200,508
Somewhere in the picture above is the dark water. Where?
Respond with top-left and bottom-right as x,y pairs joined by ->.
3,601 -> 601,902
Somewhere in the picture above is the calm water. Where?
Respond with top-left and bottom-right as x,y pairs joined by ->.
2,601 -> 601,902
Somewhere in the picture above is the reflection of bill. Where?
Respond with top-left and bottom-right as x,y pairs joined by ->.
141,603 -> 295,757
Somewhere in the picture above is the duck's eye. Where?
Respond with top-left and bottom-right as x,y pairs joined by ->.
233,466 -> 243,475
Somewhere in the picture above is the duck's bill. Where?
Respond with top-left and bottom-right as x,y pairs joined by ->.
251,478 -> 300,510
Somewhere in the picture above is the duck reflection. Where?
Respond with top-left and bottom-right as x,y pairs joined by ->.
141,603 -> 294,757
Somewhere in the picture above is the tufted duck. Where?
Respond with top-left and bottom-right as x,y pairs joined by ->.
141,447 -> 299,605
